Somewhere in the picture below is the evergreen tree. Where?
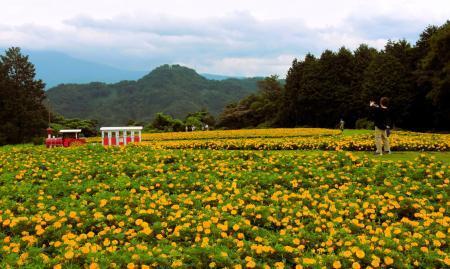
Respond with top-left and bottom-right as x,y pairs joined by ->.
0,47 -> 48,145
350,44 -> 378,126
419,21 -> 450,129
362,53 -> 412,127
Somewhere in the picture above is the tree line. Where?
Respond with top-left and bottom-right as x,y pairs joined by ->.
218,21 -> 450,131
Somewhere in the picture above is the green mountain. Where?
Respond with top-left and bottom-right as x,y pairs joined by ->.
46,64 -> 261,125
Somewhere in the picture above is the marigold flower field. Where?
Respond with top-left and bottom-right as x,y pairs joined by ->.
88,129 -> 450,151
1,128 -> 449,268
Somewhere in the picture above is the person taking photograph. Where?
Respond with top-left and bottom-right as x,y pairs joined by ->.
369,97 -> 391,155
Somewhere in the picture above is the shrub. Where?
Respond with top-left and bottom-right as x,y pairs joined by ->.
355,118 -> 375,130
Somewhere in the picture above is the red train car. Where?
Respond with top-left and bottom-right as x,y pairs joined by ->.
45,128 -> 86,148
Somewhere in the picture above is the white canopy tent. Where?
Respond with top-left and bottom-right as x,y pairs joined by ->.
100,126 -> 143,146
59,129 -> 82,139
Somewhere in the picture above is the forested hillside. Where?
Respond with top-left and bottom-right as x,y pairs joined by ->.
46,65 -> 260,125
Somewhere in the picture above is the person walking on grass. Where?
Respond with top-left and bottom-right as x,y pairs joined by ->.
370,97 -> 391,155
339,119 -> 345,133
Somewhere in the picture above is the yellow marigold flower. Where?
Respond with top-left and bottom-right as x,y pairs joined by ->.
274,262 -> 284,269
371,259 -> 380,267
127,263 -> 135,269
233,224 -> 240,231
171,260 -> 182,267
333,260 -> 342,269
443,257 -> 450,266
246,260 -> 256,268
342,250 -> 352,258
285,245 -> 295,253
384,256 -> 394,265
436,231 -> 446,239
64,250 -> 74,259
89,263 -> 100,269
80,246 -> 90,254
303,258 -> 315,265
355,249 -> 365,259
352,262 -> 361,269
53,264 -> 62,269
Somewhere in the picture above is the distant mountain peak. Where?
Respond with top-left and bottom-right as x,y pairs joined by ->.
138,64 -> 207,85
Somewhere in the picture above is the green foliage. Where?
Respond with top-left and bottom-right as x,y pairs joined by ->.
151,112 -> 178,131
185,110 -> 216,129
419,21 -> 450,128
49,114 -> 98,137
46,65 -> 259,126
0,47 -> 48,145
218,76 -> 283,128
355,118 -> 375,130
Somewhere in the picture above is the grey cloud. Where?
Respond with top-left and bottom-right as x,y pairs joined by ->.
63,12 -> 320,52
1,11 -> 442,76
340,15 -> 438,42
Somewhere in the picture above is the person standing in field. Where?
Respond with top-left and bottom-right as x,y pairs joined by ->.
339,119 -> 345,133
370,97 -> 391,155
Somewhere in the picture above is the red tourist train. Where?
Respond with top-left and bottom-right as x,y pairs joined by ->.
45,128 -> 86,148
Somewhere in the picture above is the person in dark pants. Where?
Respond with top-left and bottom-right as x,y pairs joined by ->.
369,97 -> 391,155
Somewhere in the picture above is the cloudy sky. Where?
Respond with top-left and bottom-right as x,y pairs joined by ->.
2,0 -> 449,76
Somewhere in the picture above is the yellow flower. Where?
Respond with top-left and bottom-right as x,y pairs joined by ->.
384,256 -> 394,265
303,258 -> 315,265
352,262 -> 361,269
333,260 -> 342,269
436,231 -> 446,239
371,259 -> 380,267
355,249 -> 365,259
64,250 -> 74,259
172,260 -> 183,267
443,257 -> 450,266
89,263 -> 100,269
246,260 -> 256,268
99,199 -> 108,207
342,250 -> 352,258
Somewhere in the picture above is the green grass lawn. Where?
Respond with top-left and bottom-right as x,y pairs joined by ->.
341,129 -> 372,136
288,149 -> 450,163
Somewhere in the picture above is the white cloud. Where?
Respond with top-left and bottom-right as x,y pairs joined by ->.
1,0 -> 449,76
